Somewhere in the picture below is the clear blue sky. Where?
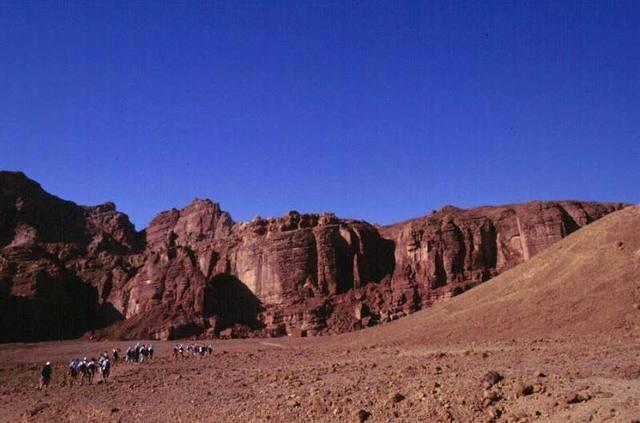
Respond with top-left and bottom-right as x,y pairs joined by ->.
1,1 -> 638,229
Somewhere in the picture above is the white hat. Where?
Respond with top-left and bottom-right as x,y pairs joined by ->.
46,361 -> 50,365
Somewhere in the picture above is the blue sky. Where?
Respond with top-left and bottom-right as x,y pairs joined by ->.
1,1 -> 638,229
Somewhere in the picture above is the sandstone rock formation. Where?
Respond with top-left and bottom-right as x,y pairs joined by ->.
378,201 -> 625,316
130,205 -> 395,338
0,171 -> 628,341
0,172 -> 142,341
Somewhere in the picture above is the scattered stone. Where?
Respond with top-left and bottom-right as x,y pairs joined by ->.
287,397 -> 301,408
487,406 -> 502,419
29,403 -> 49,417
564,391 -> 591,404
483,390 -> 500,402
511,411 -> 529,421
482,390 -> 501,408
356,409 -> 371,422
481,371 -> 503,389
390,393 -> 405,403
514,383 -> 534,397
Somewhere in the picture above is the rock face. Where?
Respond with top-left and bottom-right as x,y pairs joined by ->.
378,201 -> 625,316
0,172 -> 143,341
128,207 -> 395,338
0,171 -> 628,341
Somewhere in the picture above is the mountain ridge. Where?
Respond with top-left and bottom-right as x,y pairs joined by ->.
0,170 -> 629,341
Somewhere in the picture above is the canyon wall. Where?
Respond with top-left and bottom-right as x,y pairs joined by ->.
0,171 -> 626,341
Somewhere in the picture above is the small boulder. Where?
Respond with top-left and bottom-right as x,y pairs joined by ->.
356,409 -> 371,422
390,393 -> 405,403
514,383 -> 534,398
287,398 -> 301,408
481,371 -> 503,389
482,390 -> 500,402
564,391 -> 591,404
482,390 -> 501,408
487,406 -> 502,420
29,403 -> 49,417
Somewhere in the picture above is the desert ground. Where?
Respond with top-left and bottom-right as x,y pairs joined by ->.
1,333 -> 640,422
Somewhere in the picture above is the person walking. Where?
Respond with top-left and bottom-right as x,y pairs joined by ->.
100,357 -> 111,382
39,362 -> 52,390
68,358 -> 79,386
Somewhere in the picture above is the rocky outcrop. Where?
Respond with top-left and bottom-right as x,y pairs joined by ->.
213,212 -> 395,336
145,199 -> 234,252
220,212 -> 394,303
0,171 -> 628,341
0,245 -> 98,340
0,172 -> 87,247
378,201 -> 625,318
118,208 -> 395,338
0,172 -> 143,341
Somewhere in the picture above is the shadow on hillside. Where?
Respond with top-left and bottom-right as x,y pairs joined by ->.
204,274 -> 264,331
95,302 -> 124,329
0,271 -> 99,342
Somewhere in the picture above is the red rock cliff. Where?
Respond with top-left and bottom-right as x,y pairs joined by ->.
0,171 -> 627,341
378,201 -> 625,317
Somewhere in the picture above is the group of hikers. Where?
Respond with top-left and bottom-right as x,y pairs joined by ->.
39,353 -> 112,390
38,341 -> 217,389
38,342 -> 157,390
125,342 -> 154,363
67,353 -> 112,386
172,343 -> 214,360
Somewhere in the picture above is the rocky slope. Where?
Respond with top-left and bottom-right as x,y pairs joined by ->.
0,171 -> 627,341
351,204 -> 640,346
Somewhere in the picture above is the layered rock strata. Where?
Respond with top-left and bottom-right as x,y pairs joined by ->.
0,171 -> 626,341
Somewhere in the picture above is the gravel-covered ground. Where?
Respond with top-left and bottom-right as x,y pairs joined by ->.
1,333 -> 639,422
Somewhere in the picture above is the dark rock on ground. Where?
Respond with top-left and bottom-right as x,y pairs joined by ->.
481,371 -> 504,389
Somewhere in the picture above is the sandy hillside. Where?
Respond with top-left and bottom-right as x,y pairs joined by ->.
346,204 -> 640,346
